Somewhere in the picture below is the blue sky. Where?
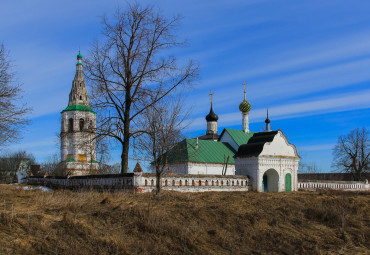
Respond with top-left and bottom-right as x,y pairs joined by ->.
1,0 -> 370,172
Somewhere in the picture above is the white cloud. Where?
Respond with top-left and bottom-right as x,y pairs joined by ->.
187,90 -> 370,130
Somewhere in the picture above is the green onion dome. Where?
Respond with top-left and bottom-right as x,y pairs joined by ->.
77,51 -> 83,59
205,105 -> 219,121
239,100 -> 252,113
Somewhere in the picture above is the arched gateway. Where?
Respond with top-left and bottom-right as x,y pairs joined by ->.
235,130 -> 300,192
262,169 -> 279,192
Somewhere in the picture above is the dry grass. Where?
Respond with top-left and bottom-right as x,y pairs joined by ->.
0,186 -> 369,255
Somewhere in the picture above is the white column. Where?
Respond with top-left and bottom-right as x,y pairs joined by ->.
242,112 -> 249,132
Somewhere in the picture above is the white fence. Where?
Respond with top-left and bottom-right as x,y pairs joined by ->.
26,173 -> 250,193
298,181 -> 369,191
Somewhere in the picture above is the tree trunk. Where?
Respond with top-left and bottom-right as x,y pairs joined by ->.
156,169 -> 161,194
121,139 -> 130,174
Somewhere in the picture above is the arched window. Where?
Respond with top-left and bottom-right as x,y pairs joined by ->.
151,179 -> 154,186
179,180 -> 182,186
79,95 -> 82,100
185,180 -> 188,186
145,179 -> 148,186
172,179 -> 175,186
165,180 -> 168,186
68,118 -> 73,132
79,118 -> 84,131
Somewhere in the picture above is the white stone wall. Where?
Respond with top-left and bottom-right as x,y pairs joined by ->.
298,181 -> 369,191
235,131 -> 300,192
170,162 -> 235,175
27,174 -> 249,193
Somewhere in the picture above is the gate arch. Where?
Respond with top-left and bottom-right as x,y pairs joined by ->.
262,169 -> 279,192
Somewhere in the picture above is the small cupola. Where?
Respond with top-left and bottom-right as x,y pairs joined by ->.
239,82 -> 251,133
205,90 -> 218,135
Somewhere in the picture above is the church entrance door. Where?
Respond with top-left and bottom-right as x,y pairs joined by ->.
262,169 -> 279,192
285,173 -> 291,192
262,175 -> 268,192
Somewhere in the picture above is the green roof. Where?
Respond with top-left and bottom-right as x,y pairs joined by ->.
62,105 -> 96,114
65,158 -> 75,162
77,51 -> 83,59
164,138 -> 236,164
221,128 -> 255,146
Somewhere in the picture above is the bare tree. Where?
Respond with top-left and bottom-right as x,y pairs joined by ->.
0,44 -> 30,146
84,3 -> 198,173
41,153 -> 65,176
0,150 -> 36,183
134,96 -> 187,194
299,161 -> 321,173
332,127 -> 369,181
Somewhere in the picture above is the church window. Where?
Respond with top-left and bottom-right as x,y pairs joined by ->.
165,180 -> 168,186
79,118 -> 84,131
151,179 -> 154,186
80,96 -> 82,100
185,180 -> 188,186
232,181 -> 234,186
172,179 -> 175,186
212,180 -> 214,186
192,180 -> 195,186
68,118 -> 73,132
179,180 -> 182,186
145,179 -> 148,186
205,180 -> 208,186
199,180 -> 202,186
221,180 -> 223,186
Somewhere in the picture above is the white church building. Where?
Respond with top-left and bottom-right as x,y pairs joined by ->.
166,85 -> 300,192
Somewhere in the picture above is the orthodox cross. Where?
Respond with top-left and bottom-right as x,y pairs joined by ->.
209,90 -> 214,104
243,81 -> 247,100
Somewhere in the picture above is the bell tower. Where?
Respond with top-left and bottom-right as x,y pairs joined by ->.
60,52 -> 99,176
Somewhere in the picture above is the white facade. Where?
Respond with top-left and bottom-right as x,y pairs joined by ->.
235,131 -> 300,192
169,162 -> 235,176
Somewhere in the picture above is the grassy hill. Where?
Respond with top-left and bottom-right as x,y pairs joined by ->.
0,185 -> 369,254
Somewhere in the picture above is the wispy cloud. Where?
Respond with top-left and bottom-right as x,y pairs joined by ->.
187,89 -> 370,130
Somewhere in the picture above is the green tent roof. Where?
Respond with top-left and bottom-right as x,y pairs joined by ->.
220,128 -> 255,146
62,105 -> 96,114
165,138 -> 236,164
65,158 -> 75,162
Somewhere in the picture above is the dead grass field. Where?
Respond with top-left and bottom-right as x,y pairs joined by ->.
0,185 -> 369,255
